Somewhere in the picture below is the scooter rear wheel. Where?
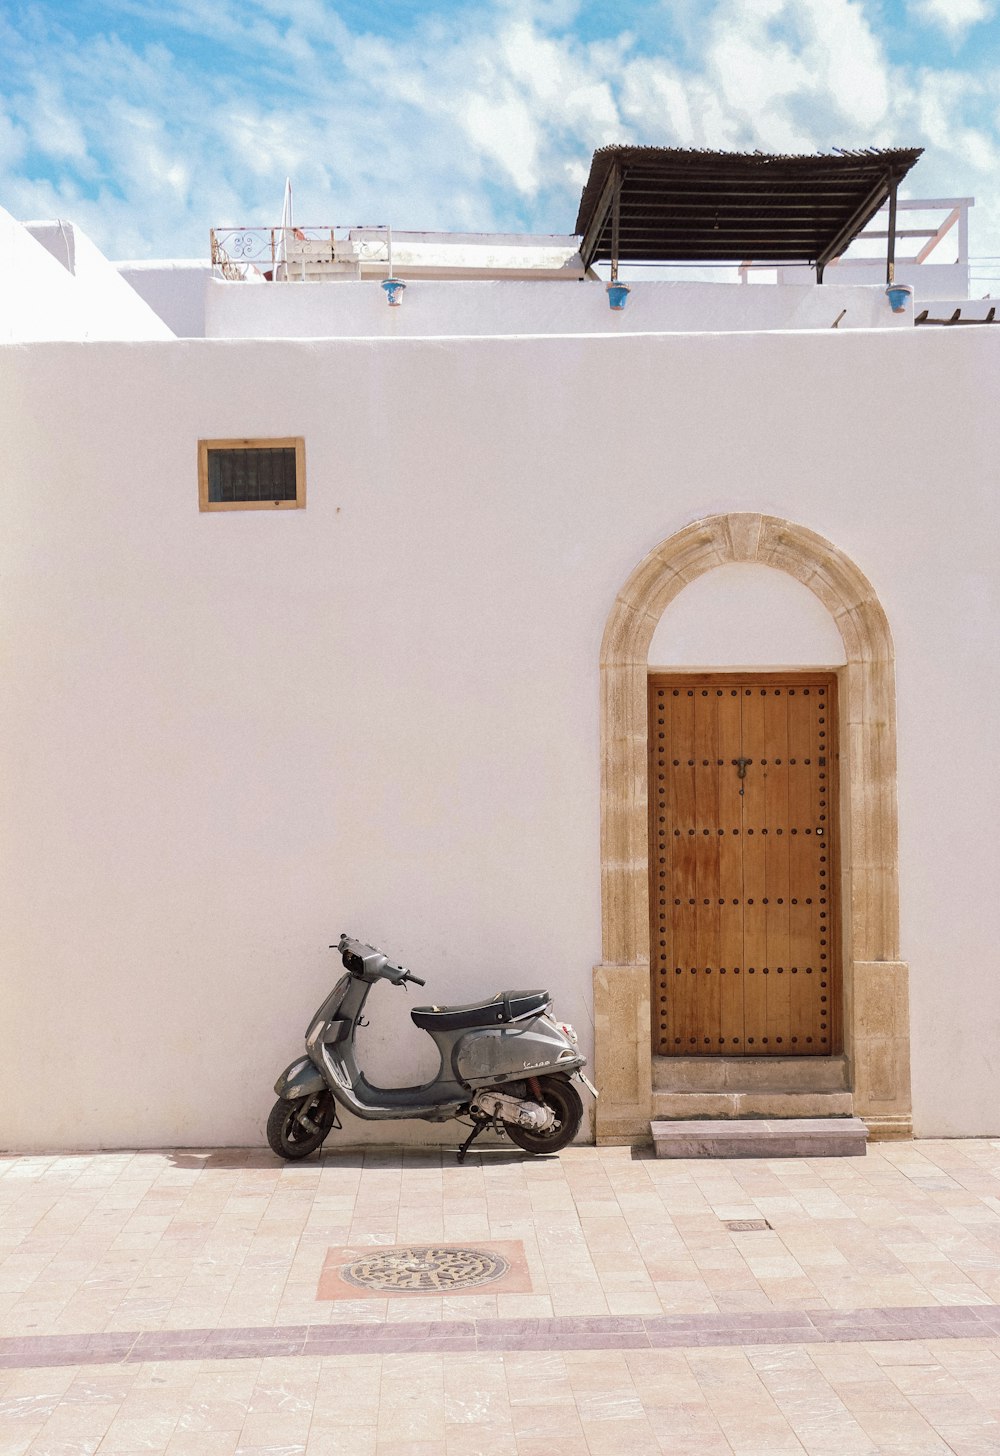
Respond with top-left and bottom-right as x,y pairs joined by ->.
504,1075 -> 583,1155
267,1092 -> 337,1160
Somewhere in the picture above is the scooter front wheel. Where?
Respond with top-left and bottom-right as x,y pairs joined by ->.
267,1092 -> 337,1160
504,1075 -> 583,1155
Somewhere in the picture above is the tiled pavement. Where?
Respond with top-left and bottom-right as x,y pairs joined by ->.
1,1138 -> 999,1453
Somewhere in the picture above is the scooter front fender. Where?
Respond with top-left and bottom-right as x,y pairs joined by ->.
274,1057 -> 325,1101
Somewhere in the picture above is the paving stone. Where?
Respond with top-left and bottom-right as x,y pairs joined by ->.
0,1139 -> 999,1456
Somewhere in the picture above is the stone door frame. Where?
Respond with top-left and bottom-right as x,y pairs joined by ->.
593,513 -> 911,1143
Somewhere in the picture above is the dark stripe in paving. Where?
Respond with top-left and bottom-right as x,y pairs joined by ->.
1,1304 -> 998,1369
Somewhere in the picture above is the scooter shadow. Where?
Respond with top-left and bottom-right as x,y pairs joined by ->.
312,1146 -> 562,1167
165,1145 -> 560,1171
165,1147 -> 290,1171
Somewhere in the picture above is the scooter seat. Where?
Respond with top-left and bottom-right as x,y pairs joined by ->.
410,990 -> 549,1032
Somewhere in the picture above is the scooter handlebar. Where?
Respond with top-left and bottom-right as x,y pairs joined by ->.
330,934 -> 426,987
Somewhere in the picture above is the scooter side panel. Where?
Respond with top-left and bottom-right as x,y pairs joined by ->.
452,1019 -> 585,1086
274,1057 -> 326,1101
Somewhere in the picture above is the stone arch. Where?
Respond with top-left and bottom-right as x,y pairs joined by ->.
594,513 -> 911,1144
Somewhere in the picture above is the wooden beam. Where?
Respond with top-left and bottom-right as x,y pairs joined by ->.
580,162 -> 622,271
886,177 -> 898,283
815,172 -> 895,274
914,207 -> 960,265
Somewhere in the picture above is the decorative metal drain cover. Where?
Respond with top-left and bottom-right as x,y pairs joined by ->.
317,1240 -> 531,1300
723,1219 -> 772,1232
339,1245 -> 511,1293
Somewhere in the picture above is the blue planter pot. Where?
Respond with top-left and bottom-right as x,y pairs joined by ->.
382,277 -> 406,306
885,283 -> 912,314
606,282 -> 631,311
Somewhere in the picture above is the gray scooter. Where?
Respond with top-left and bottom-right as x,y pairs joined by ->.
268,934 -> 598,1163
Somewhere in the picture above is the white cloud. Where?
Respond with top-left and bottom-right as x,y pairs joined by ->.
696,0 -> 890,146
0,106 -> 27,171
795,0 -> 890,131
905,69 -> 999,172
29,77 -> 90,164
911,0 -> 996,36
462,92 -> 543,192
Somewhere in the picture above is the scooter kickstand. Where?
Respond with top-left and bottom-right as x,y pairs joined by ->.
456,1120 -> 488,1165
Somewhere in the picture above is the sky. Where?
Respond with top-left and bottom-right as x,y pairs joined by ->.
1,0 -> 999,285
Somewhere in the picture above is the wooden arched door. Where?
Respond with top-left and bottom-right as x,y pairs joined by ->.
648,673 -> 838,1056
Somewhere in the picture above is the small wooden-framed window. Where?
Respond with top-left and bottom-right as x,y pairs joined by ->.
198,438 -> 306,511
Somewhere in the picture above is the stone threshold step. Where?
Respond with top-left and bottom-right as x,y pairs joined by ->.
652,1091 -> 854,1119
652,1055 -> 848,1093
651,1117 -> 869,1159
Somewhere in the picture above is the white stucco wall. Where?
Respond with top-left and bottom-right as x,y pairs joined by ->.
813,261 -> 970,300
648,564 -> 847,668
0,207 -> 100,341
205,277 -> 912,339
1,326 -> 998,1149
116,261 -> 212,338
0,208 -> 173,341
25,223 -> 176,340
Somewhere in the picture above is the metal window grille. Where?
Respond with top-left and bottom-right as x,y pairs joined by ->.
207,446 -> 298,503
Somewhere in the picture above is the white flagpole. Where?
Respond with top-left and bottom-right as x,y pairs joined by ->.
275,176 -> 292,280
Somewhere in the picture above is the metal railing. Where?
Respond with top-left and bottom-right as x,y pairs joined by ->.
210,226 -> 392,280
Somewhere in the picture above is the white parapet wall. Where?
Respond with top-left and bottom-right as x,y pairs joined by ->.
116,260 -> 213,338
0,207 -> 102,342
205,276 -> 914,339
0,209 -> 174,341
25,222 -> 177,340
0,324 -> 997,1149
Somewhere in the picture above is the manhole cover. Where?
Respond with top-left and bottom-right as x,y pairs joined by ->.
338,1245 -> 512,1293
723,1219 -> 772,1232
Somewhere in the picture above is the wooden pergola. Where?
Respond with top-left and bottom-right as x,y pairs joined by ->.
575,146 -> 923,283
